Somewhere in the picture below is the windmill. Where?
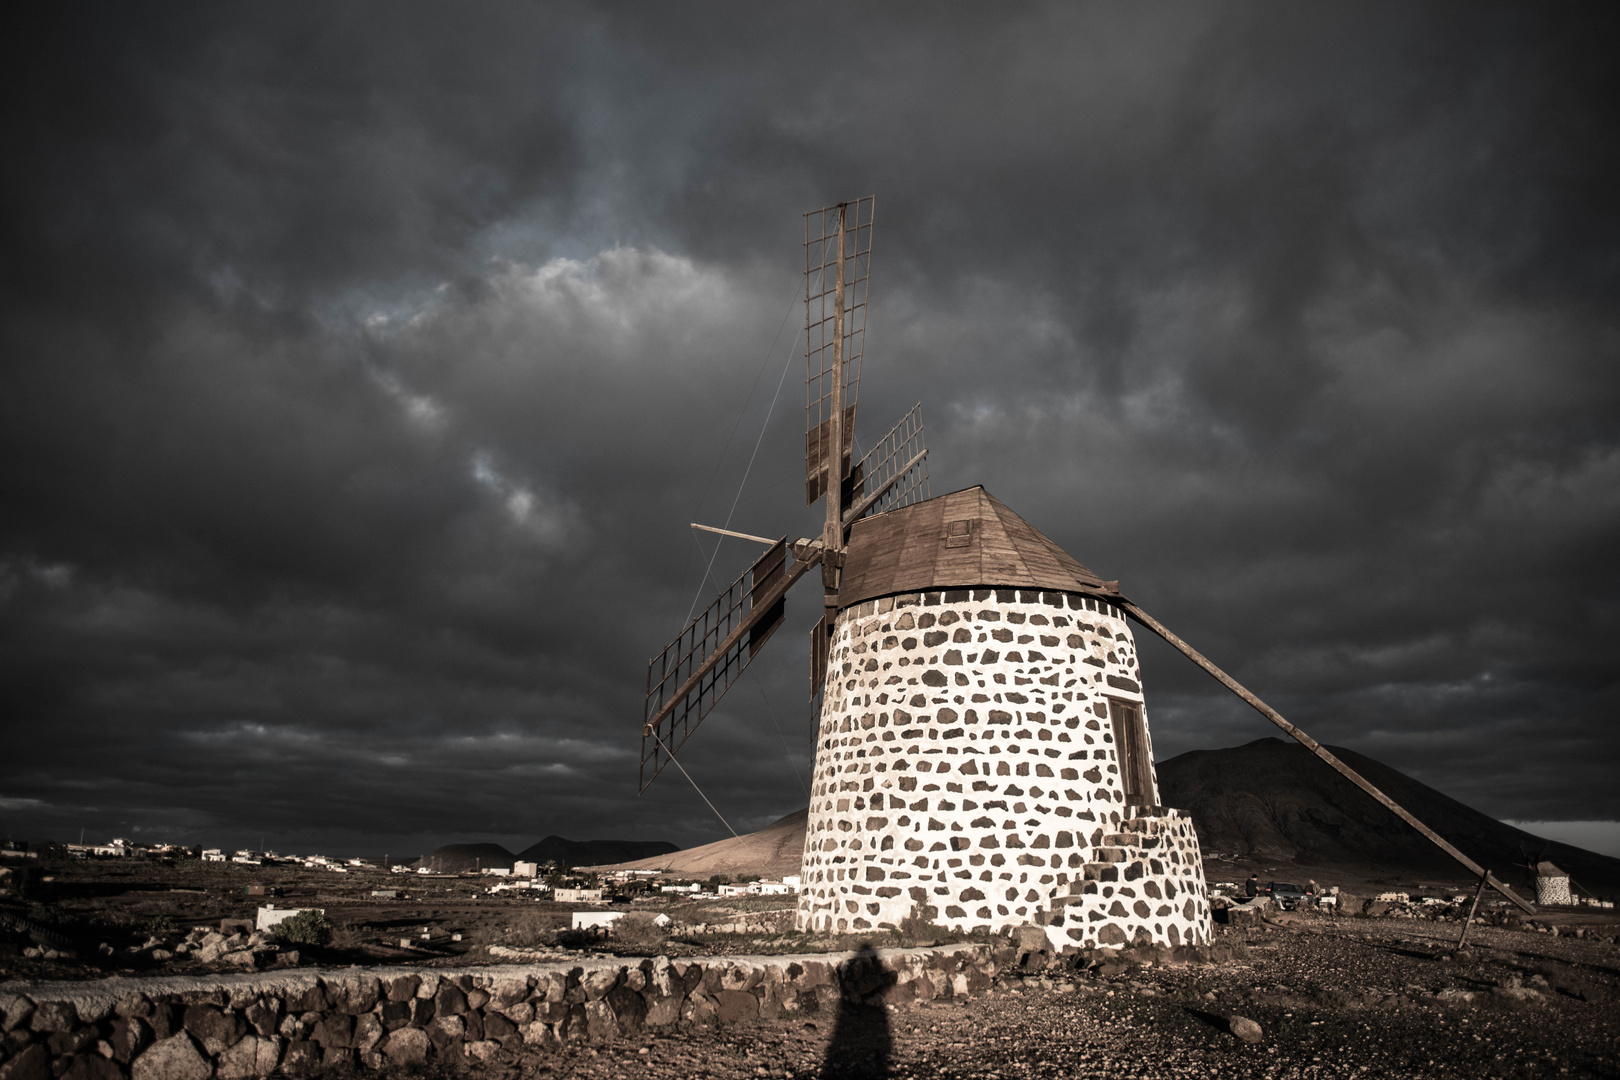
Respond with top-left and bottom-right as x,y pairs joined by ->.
643,197 -> 1536,949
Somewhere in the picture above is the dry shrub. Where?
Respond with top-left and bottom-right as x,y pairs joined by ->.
611,913 -> 669,949
898,903 -> 947,946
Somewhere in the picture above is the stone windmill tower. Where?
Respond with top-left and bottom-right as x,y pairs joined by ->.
642,197 -> 1538,949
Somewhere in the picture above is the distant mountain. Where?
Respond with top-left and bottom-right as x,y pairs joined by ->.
590,810 -> 806,880
1156,737 -> 1620,892
416,843 -> 515,874
516,836 -> 679,868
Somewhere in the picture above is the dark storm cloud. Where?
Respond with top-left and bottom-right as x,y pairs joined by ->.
2,3 -> 1616,855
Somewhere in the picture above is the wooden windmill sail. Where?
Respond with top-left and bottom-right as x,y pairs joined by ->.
641,197 -> 1537,922
641,197 -> 929,790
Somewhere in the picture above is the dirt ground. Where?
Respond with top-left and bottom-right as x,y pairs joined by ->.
399,917 -> 1617,1080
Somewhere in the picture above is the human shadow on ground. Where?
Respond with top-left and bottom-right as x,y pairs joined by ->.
819,944 -> 896,1079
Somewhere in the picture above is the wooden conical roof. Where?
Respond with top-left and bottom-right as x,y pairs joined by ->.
837,486 -> 1120,609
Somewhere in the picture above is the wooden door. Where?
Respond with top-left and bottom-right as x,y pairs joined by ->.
1108,698 -> 1155,808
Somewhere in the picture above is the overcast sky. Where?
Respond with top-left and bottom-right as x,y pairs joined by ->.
3,3 -> 1616,859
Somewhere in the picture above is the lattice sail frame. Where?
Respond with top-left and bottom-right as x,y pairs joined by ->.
641,540 -> 788,792
804,196 -> 875,506
849,403 -> 930,522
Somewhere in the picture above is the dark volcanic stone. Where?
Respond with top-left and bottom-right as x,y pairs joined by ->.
58,1055 -> 121,1080
434,984 -> 467,1016
181,1004 -> 242,1056
384,975 -> 420,1003
0,1043 -> 50,1080
27,1003 -> 75,1034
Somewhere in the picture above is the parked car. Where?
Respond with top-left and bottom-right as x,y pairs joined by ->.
1267,881 -> 1310,910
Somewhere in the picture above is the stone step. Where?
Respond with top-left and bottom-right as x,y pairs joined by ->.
1103,832 -> 1142,846
1092,846 -> 1127,863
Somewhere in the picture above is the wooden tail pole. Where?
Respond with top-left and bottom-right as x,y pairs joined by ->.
1118,599 -> 1538,915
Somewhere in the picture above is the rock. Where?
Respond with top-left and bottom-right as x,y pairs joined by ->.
57,1055 -> 121,1080
352,1014 -> 383,1052
606,985 -> 647,1035
216,1034 -> 284,1080
1229,1015 -> 1263,1044
334,977 -> 379,1015
645,996 -> 681,1028
1,997 -> 34,1033
378,1001 -> 410,1031
194,940 -> 229,964
243,1001 -> 279,1039
483,1013 -> 517,1044
584,1000 -> 617,1041
47,1027 -> 97,1056
715,990 -> 759,1024
581,969 -> 619,1002
384,975 -> 420,1003
381,1026 -> 430,1065
183,1004 -> 243,1055
279,1040 -> 321,1077
28,1002 -> 76,1034
434,983 -> 467,1017
310,1013 -> 354,1049
286,984 -> 328,1014
132,1033 -> 212,1080
0,1044 -> 51,1080
426,1014 -> 465,1050
467,1039 -> 502,1062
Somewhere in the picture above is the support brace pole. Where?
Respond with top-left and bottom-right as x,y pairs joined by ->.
1118,598 -> 1537,915
1457,869 -> 1490,950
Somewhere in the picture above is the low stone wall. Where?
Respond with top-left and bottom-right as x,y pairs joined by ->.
0,943 -> 1002,1080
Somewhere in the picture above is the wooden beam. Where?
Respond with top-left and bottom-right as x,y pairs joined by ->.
690,523 -> 780,546
643,552 -> 820,738
1119,598 -> 1538,915
841,448 -> 928,529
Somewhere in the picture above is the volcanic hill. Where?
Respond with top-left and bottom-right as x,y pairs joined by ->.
589,810 -> 808,879
1155,737 -> 1620,892
517,836 -> 679,868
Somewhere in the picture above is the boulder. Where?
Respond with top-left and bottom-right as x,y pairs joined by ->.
426,1015 -> 465,1050
183,1004 -> 243,1055
382,1027 -> 430,1065
433,984 -> 467,1017
243,1001 -> 279,1039
715,990 -> 759,1024
310,1013 -> 353,1049
216,1035 -> 283,1080
352,1014 -> 383,1052
109,1016 -> 150,1064
0,1044 -> 50,1080
132,1033 -> 212,1080
28,1002 -> 76,1034
57,1055 -> 121,1080
384,975 -> 420,1003
279,1040 -> 321,1077
1229,1015 -> 1263,1044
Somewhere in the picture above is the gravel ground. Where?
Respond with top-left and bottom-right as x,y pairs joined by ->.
421,917 -> 1618,1080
